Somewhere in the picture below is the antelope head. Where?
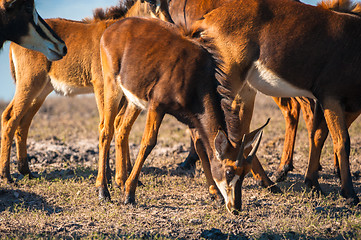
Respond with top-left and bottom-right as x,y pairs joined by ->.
143,0 -> 174,23
0,0 -> 67,60
212,119 -> 269,214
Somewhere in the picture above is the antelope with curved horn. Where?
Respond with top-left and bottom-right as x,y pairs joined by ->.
99,17 -> 269,213
0,0 -> 172,199
196,0 -> 361,204
0,0 -> 66,59
169,0 -> 321,184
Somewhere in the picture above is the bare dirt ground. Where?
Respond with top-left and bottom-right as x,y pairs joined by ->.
1,94 -> 361,239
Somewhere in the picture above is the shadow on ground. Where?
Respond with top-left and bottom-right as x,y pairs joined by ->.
0,188 -> 62,215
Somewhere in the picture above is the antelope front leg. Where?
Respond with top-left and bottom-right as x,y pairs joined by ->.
178,137 -> 199,170
96,80 -> 122,202
189,128 -> 222,201
124,105 -> 164,205
114,102 -> 141,190
303,101 -> 328,193
272,97 -> 300,182
322,98 -> 358,205
15,87 -> 51,178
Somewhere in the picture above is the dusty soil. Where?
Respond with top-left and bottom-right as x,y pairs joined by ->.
1,95 -> 361,239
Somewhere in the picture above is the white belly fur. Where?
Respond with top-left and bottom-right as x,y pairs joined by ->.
246,61 -> 315,98
50,77 -> 93,96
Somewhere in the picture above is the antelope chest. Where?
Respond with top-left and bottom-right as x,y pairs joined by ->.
246,61 -> 315,98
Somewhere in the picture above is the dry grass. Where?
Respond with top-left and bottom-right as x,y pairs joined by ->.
1,94 -> 361,239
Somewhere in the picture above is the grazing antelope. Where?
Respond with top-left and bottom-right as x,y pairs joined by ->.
168,0 -> 319,183
0,0 -> 172,196
100,17 -> 269,213
0,0 -> 66,60
196,0 -> 361,204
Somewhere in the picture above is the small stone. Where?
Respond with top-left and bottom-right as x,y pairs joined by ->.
13,191 -> 19,198
189,219 -> 202,225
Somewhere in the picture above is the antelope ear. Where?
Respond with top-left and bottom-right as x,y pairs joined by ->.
214,130 -> 229,159
243,119 -> 270,163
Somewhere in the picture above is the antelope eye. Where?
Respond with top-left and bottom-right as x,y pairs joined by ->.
226,169 -> 235,183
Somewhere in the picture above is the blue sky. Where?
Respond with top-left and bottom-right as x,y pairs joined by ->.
0,0 -> 318,101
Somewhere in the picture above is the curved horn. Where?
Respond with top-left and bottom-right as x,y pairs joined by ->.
236,118 -> 270,166
236,134 -> 246,162
245,131 -> 263,164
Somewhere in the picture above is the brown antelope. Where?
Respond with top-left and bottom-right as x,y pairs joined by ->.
0,0 -> 66,59
168,0 -> 319,183
196,0 -> 361,204
100,17 -> 269,213
0,0 -> 172,200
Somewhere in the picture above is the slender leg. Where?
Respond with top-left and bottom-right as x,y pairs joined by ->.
189,128 -> 222,199
96,73 -> 122,201
14,84 -> 52,177
114,102 -> 141,190
322,98 -> 358,204
124,104 -> 164,204
0,73 -> 48,183
178,137 -> 199,170
304,101 -> 328,192
272,97 -> 300,182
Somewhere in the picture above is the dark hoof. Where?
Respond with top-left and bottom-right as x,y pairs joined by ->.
124,193 -> 136,205
137,180 -> 144,187
272,164 -> 294,182
177,154 -> 198,170
267,184 -> 282,194
98,187 -> 111,202
340,188 -> 359,206
28,172 -> 39,179
318,164 -> 323,171
305,178 -> 323,195
345,197 -> 360,206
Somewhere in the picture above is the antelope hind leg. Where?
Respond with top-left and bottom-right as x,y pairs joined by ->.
124,105 -> 164,205
271,97 -> 300,182
322,98 -> 359,205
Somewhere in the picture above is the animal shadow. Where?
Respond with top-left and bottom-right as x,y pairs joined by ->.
0,189 -> 62,215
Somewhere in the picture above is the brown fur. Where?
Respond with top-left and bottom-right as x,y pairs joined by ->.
198,0 -> 361,204
99,17 -> 267,213
0,0 -> 172,196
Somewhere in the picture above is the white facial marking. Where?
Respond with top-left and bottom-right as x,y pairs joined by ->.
215,179 -> 228,204
118,78 -> 148,110
33,8 -> 39,26
19,23 -> 63,61
50,77 -> 93,96
246,60 -> 315,98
